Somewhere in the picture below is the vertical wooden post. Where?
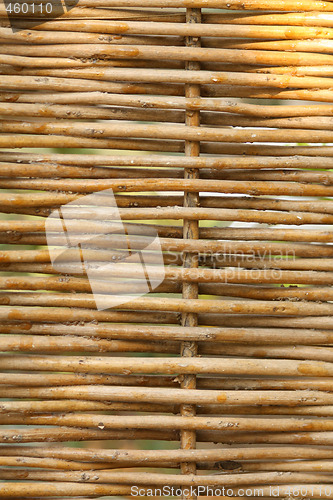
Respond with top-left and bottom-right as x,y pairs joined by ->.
180,7 -> 201,500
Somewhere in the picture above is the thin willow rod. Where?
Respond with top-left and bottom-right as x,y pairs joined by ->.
208,282 -> 333,300
3,308 -> 333,330
2,10 -> 333,25
3,93 -> 333,119
0,308 -> 176,325
0,456 -> 110,472
2,373 -> 333,392
218,169 -> 333,183
203,85 -> 333,102
3,176 -> 333,198
0,134 -> 183,153
3,163 -> 333,188
0,52 -> 187,70
7,102 -> 333,133
22,0 -> 333,11
204,115 -> 333,131
3,192 -> 333,218
0,163 -> 131,180
6,413 -> 333,434
5,413 -> 333,433
1,322 -> 332,345
0,400 -> 170,414
3,198 -> 333,225
0,469 -> 331,487
6,10 -> 333,27
0,56 -> 185,70
2,354 -> 333,378
203,344 -> 333,363
4,144 -> 333,159
242,461 -> 333,472
4,455 -> 324,472
203,256 -> 333,272
0,483 -> 132,497
203,314 -> 333,330
0,103 -> 190,124
3,152 -> 333,171
0,232 -> 331,259
0,371 -> 179,387
0,334 -> 178,354
4,445 -> 333,465
7,73 -> 333,105
206,38 -> 333,54
2,73 -> 333,104
200,227 -> 333,242
0,372 -> 241,390
252,66 -> 333,77
1,204 -> 332,225
2,226 -> 333,246
196,377 -> 333,391
0,400 -> 331,416
6,426 -> 333,447
206,64 -> 333,77
198,430 -> 333,446
200,284 -> 333,301
3,274 -> 333,304
203,12 -> 333,27
0,75 -> 182,95
0,383 -> 331,406
6,65 -> 333,88
3,134 -> 333,156
0,5 -> 181,21
3,274 -> 332,303
3,294 -> 333,318
0,459 -> 324,473
0,483 -> 326,500
0,32 -> 182,47
5,119 -> 333,146
0,400 -> 332,418
0,427 -> 173,444
2,22 -> 333,40
2,262 -> 333,285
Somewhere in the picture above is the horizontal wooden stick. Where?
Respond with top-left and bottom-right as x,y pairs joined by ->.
1,353 -> 333,377
5,102 -> 333,133
3,333 -> 333,364
1,294 -> 333,317
2,21 -> 332,40
0,468 -> 331,487
0,399 -> 169,414
4,413 -> 333,433
2,176 -> 333,197
4,116 -> 333,144
1,205 -> 332,226
5,60 -> 333,85
2,152 -> 333,173
4,0 -> 333,12
0,321 -> 332,344
3,92 -> 333,118
1,262 -> 333,284
2,273 -> 333,303
0,456 -> 108,471
4,10 -> 333,26
2,372 -> 333,391
3,444 -> 333,464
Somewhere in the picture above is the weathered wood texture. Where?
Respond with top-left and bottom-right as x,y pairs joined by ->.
1,1 -> 333,498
